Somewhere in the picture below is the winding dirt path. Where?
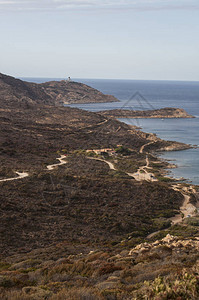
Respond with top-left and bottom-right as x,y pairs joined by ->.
170,185 -> 197,224
0,155 -> 67,183
47,155 -> 67,170
0,172 -> 29,182
140,140 -> 155,154
128,155 -> 158,182
147,185 -> 197,238
87,157 -> 116,170
87,155 -> 157,182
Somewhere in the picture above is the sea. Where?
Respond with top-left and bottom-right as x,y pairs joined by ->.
23,78 -> 199,185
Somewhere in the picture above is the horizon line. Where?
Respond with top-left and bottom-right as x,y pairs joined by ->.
19,76 -> 199,83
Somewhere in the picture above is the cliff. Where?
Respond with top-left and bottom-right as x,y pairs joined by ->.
99,107 -> 194,119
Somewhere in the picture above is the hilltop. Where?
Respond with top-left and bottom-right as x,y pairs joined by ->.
0,73 -> 118,107
0,73 -> 53,107
40,79 -> 118,105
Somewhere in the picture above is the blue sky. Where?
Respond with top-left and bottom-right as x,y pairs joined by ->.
0,0 -> 199,80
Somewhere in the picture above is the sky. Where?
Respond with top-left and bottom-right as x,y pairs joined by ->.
0,0 -> 199,81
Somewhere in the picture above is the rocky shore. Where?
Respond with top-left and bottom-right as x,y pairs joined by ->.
99,107 -> 194,119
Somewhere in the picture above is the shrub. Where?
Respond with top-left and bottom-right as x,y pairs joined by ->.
98,263 -> 122,276
50,287 -> 105,300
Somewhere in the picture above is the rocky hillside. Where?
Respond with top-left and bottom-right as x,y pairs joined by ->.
1,234 -> 199,299
99,107 -> 194,119
40,80 -> 118,105
0,73 -> 53,107
0,73 -> 118,107
1,72 -> 198,300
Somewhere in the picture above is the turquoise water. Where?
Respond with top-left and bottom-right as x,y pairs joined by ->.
23,78 -> 199,185
119,117 -> 199,184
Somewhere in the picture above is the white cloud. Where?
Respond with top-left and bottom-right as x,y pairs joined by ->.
0,0 -> 199,12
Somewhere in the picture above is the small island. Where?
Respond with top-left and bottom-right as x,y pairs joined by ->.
98,107 -> 194,119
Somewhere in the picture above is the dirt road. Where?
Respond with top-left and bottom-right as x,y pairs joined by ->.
0,171 -> 29,182
170,185 -> 197,224
47,155 -> 67,170
147,184 -> 198,238
0,155 -> 67,183
87,157 -> 116,170
87,155 -> 157,182
129,155 -> 158,182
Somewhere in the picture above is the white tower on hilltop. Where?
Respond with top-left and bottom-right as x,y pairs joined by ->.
68,76 -> 71,82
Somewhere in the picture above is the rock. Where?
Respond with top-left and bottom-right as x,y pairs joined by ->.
153,241 -> 161,246
139,247 -> 150,254
162,234 -> 176,244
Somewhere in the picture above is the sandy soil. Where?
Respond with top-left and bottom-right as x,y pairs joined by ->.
129,156 -> 158,182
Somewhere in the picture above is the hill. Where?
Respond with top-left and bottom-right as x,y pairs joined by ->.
0,73 -> 192,255
40,80 -> 118,105
0,73 -> 53,107
0,73 -> 118,107
0,72 -> 198,299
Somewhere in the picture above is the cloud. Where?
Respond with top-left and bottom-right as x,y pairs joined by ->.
0,0 -> 199,12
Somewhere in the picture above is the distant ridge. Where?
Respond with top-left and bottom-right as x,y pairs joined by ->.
0,72 -> 118,108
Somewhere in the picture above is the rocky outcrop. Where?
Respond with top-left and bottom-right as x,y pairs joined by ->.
2,233 -> 199,299
128,234 -> 199,258
99,107 -> 194,118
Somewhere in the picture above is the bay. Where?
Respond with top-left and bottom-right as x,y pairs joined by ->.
23,77 -> 199,185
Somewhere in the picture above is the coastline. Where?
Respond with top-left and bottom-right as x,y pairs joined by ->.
98,107 -> 194,119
